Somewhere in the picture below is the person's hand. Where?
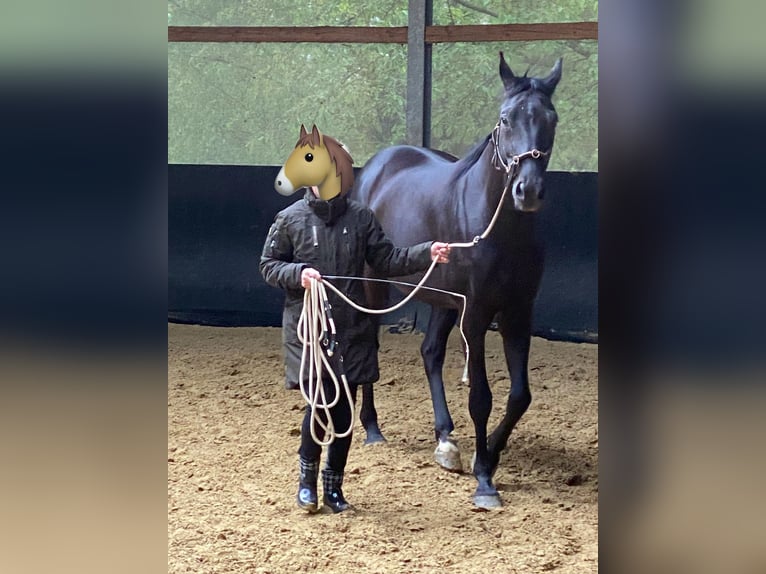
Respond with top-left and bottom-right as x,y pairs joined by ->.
301,267 -> 322,289
431,242 -> 451,263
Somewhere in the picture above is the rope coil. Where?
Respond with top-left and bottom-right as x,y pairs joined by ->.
297,279 -> 356,446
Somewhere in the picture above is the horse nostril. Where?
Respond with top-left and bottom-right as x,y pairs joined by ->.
515,182 -> 524,198
538,187 -> 545,200
277,180 -> 282,186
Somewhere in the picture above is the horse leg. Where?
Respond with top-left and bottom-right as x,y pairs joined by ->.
421,307 -> 462,471
464,310 -> 502,508
359,383 -> 386,444
357,268 -> 388,445
486,307 -> 533,477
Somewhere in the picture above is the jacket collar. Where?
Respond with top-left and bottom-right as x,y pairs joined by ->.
305,189 -> 348,225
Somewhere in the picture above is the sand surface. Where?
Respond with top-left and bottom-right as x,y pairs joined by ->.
168,324 -> 597,573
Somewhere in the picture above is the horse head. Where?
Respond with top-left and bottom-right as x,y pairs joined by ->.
495,52 -> 562,212
274,124 -> 354,201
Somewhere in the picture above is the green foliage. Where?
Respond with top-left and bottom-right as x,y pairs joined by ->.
432,0 -> 597,24
169,43 -> 408,165
168,0 -> 408,26
168,1 -> 597,171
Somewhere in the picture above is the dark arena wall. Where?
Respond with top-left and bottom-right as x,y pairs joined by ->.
169,165 -> 597,343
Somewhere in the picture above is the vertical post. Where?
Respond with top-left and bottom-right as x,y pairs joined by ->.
406,0 -> 432,148
423,0 -> 432,149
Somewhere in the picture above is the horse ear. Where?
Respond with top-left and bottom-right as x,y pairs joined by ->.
499,51 -> 516,91
299,124 -> 308,138
539,58 -> 563,97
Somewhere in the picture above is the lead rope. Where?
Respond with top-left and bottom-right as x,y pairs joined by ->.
298,130 -> 548,445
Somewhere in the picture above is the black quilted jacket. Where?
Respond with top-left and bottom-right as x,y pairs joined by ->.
260,190 -> 433,386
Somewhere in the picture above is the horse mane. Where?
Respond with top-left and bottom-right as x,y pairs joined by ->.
506,77 -> 533,97
295,128 -> 355,195
507,76 -> 553,100
451,134 -> 491,184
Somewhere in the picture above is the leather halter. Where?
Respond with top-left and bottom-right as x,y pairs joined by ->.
490,121 -> 549,175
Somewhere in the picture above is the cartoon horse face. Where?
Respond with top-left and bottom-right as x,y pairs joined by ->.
275,125 -> 335,196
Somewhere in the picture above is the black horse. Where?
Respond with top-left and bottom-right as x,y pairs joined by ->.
350,52 -> 562,508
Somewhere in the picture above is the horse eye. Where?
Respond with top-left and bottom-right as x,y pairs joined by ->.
304,153 -> 314,162
501,117 -> 509,126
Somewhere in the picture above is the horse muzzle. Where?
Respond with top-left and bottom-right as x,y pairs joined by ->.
274,166 -> 297,196
512,178 -> 544,212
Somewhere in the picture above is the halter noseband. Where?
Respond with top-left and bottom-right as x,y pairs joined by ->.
490,121 -> 549,175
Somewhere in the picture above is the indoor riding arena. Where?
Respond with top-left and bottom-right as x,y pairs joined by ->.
169,2 -> 598,572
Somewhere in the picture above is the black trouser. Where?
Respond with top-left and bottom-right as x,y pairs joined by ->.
298,380 -> 359,472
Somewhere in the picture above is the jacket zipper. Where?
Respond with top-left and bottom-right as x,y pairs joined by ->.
343,226 -> 351,258
312,225 -> 319,248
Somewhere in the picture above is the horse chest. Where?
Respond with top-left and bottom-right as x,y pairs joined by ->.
460,246 -> 542,296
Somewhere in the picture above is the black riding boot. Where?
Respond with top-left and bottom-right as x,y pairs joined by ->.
322,468 -> 351,513
297,457 -> 319,513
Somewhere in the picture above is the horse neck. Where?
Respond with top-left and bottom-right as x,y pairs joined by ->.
317,172 -> 342,200
457,139 -> 510,222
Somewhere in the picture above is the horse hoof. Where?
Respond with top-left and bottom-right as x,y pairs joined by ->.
364,433 -> 387,446
473,494 -> 503,509
434,439 -> 463,472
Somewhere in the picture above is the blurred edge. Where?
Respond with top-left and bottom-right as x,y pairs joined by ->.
0,2 -> 167,574
601,1 -> 766,573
